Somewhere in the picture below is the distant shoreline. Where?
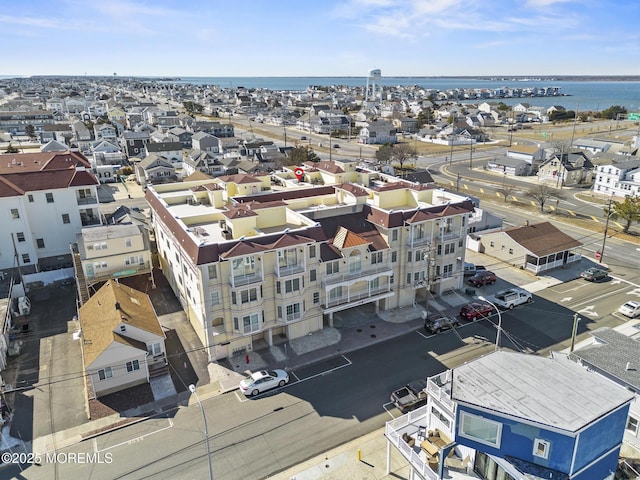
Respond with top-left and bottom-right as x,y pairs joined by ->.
1,75 -> 640,82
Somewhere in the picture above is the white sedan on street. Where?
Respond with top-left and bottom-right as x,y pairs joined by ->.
618,301 -> 640,318
240,369 -> 289,396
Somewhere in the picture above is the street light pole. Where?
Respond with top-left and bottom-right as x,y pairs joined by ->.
478,296 -> 502,351
189,384 -> 213,480
599,194 -> 614,265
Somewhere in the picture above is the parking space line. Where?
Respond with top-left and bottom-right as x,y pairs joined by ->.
95,418 -> 174,453
290,371 -> 300,382
290,355 -> 352,384
383,402 -> 397,419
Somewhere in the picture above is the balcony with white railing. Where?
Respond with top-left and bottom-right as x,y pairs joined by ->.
275,262 -> 305,278
323,285 -> 393,310
322,262 -> 393,287
85,261 -> 152,285
229,269 -> 263,288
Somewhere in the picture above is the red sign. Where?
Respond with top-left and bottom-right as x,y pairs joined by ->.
294,168 -> 304,181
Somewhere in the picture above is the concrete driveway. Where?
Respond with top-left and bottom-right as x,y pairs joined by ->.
8,284 -> 87,442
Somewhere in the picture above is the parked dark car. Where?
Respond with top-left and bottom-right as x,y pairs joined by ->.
459,302 -> 494,321
467,270 -> 497,287
580,268 -> 608,282
424,316 -> 460,334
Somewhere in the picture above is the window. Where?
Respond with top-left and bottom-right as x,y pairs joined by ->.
46,192 -> 54,203
443,264 -> 453,278
370,278 -> 380,290
406,273 -> 411,285
348,250 -> 362,273
126,360 -> 140,373
125,238 -> 132,247
371,251 -> 383,264
62,213 -> 70,224
326,260 -> 339,275
310,269 -> 316,282
240,288 -> 258,303
309,245 -> 316,258
431,407 -> 451,429
22,254 -> 30,264
627,416 -> 639,434
147,343 -> 161,356
16,232 -> 25,242
391,251 -> 397,263
285,303 -> 301,322
329,286 -> 342,300
210,291 -> 220,306
36,238 -> 45,249
207,264 -> 217,280
533,438 -> 550,459
437,245 -> 442,255
444,243 -> 455,255
459,411 -> 502,448
407,251 -> 412,262
28,194 -> 34,203
125,255 -> 144,265
98,367 -> 113,381
284,278 -> 300,293
391,229 -> 398,241
234,313 -> 261,334
11,208 -> 19,219
278,248 -> 298,268
313,292 -> 320,304
232,256 -> 256,278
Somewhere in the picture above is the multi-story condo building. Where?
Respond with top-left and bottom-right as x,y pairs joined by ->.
71,223 -> 152,304
0,110 -> 55,135
0,151 -> 101,271
146,160 -> 474,361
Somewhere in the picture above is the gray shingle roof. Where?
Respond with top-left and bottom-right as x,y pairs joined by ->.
571,327 -> 640,390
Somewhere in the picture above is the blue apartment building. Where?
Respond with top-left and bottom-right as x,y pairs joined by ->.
386,351 -> 633,480
452,351 -> 632,479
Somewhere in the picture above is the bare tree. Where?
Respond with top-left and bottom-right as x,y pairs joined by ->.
528,184 -> 554,213
391,143 -> 417,173
496,183 -> 518,203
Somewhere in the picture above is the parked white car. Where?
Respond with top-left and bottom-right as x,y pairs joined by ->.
618,301 -> 640,318
239,369 -> 289,396
492,288 -> 532,310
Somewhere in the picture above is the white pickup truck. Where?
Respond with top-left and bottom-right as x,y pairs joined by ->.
492,288 -> 532,309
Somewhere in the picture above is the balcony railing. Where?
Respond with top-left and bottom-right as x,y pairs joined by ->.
80,216 -> 101,226
323,286 -> 392,308
77,196 -> 98,205
407,236 -> 430,247
322,262 -> 393,286
85,262 -> 152,284
275,263 -> 305,278
229,271 -> 263,288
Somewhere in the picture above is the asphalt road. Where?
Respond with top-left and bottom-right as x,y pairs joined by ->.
14,266 -> 640,480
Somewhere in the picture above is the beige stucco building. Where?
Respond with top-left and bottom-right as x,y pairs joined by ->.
146,163 -> 475,361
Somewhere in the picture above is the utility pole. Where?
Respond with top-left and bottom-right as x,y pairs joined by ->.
283,126 -> 287,147
449,133 -> 454,165
469,136 -> 473,169
456,172 -> 461,192
599,195 -> 614,265
422,245 -> 434,319
569,313 -> 581,353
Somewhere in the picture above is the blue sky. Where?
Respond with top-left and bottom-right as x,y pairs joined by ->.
1,0 -> 639,77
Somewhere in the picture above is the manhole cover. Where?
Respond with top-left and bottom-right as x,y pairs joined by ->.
370,325 -> 376,328
370,334 -> 377,338
356,328 -> 363,332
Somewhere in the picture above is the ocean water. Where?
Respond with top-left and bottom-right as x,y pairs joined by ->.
168,76 -> 640,113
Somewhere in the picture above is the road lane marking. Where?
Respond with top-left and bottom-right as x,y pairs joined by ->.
576,305 -> 598,318
95,418 -> 174,453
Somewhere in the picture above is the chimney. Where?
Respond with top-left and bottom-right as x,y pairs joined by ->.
115,301 -> 121,311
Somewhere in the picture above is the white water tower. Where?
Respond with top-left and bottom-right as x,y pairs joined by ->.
365,68 -> 382,102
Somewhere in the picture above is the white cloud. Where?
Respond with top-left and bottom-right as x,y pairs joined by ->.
0,14 -> 66,29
